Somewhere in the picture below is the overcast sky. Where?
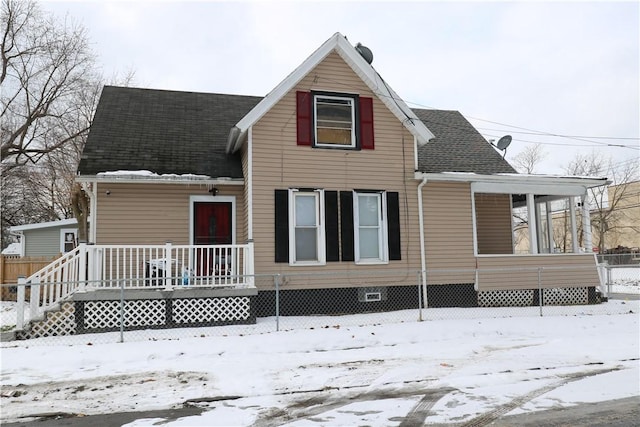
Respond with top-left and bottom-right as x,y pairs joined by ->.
42,0 -> 640,176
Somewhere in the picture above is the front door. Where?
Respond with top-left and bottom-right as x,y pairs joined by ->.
193,202 -> 233,277
194,202 -> 232,245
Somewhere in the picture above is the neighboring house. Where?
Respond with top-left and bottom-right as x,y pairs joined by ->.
8,218 -> 78,257
1,242 -> 21,256
13,33 -> 610,339
596,180 -> 640,251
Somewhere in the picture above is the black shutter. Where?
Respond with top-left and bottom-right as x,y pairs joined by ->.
386,191 -> 401,260
340,191 -> 354,261
274,189 -> 289,263
325,191 -> 339,262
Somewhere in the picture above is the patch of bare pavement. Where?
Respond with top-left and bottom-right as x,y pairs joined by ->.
4,395 -> 639,427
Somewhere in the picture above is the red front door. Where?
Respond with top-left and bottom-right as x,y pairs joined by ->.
193,202 -> 232,277
194,202 -> 232,245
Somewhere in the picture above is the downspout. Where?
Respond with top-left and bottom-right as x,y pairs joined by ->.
417,175 -> 428,315
247,126 -> 253,242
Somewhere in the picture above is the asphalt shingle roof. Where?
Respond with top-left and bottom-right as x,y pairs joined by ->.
79,86 -> 262,177
80,87 -> 516,177
414,109 -> 517,174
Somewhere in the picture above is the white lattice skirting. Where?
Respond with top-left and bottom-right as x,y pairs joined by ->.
478,287 -> 589,307
16,302 -> 76,340
173,297 -> 251,323
84,300 -> 166,329
478,289 -> 534,307
79,296 -> 253,332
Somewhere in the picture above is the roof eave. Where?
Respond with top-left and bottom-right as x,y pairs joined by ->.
415,171 -> 610,189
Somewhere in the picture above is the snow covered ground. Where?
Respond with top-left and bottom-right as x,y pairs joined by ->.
607,266 -> 640,294
1,299 -> 638,426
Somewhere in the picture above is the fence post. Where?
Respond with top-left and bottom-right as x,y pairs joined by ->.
275,274 -> 280,332
606,264 -> 612,296
538,267 -> 543,317
30,277 -> 40,319
16,276 -> 25,330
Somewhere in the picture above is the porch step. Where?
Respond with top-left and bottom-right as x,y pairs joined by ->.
15,302 -> 76,340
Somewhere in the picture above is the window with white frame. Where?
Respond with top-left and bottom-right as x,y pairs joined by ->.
354,192 -> 388,263
314,94 -> 356,148
289,189 -> 325,264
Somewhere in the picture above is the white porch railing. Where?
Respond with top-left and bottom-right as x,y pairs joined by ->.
15,242 -> 255,331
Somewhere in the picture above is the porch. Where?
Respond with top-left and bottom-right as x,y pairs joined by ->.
13,242 -> 255,337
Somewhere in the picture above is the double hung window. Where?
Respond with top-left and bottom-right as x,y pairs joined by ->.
354,192 -> 388,263
289,189 -> 325,265
314,95 -> 356,148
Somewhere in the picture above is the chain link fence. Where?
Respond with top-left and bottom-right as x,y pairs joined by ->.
1,265 -> 637,347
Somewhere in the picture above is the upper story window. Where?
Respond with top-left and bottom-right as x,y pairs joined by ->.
314,95 -> 356,148
296,91 -> 374,150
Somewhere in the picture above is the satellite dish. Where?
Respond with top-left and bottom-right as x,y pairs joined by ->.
496,135 -> 512,151
355,43 -> 373,64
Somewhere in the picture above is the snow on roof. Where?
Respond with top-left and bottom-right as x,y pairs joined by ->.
1,242 -> 21,255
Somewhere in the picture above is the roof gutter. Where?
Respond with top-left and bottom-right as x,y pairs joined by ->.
76,175 -> 244,185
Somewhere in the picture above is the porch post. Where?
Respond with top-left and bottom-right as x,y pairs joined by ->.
526,193 -> 538,254
164,241 -> 172,289
581,194 -> 593,252
545,201 -> 554,253
78,243 -> 87,292
569,197 -> 579,253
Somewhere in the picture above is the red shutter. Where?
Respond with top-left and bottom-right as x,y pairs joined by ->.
296,91 -> 312,146
359,97 -> 374,150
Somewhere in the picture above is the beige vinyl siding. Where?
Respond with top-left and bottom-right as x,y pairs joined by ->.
250,52 -> 422,288
476,254 -> 600,291
474,193 -> 513,254
95,183 -> 246,245
423,182 -> 476,284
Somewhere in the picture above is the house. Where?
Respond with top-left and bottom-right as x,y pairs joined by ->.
14,33 -> 609,338
7,218 -> 78,257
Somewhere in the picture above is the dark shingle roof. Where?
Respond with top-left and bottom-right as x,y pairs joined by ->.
79,86 -> 262,177
414,109 -> 517,174
80,87 -> 516,178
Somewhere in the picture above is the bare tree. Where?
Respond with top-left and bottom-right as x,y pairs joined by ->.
1,0 -> 134,248
509,143 -> 547,174
1,0 -> 97,170
563,152 -> 639,252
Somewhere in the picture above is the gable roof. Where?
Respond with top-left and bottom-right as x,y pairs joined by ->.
414,109 -> 517,174
226,32 -> 435,153
78,86 -> 261,178
80,87 -> 515,178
